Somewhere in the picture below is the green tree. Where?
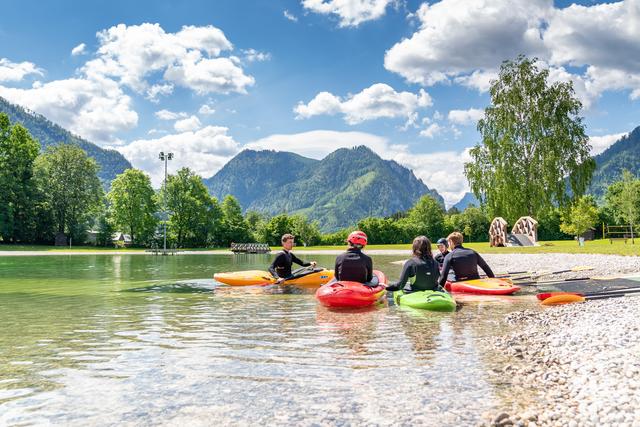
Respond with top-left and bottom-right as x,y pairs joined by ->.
34,144 -> 103,242
560,195 -> 599,242
464,55 -> 595,223
290,214 -> 321,246
220,195 -> 251,245
403,195 -> 445,239
107,169 -> 158,246
96,213 -> 115,247
445,206 -> 490,242
261,214 -> 292,246
163,168 -> 221,248
0,114 -> 41,242
605,170 -> 640,236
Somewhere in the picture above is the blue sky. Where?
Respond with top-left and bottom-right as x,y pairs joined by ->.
1,0 -> 638,206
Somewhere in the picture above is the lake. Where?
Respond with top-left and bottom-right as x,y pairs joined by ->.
0,254 -> 536,426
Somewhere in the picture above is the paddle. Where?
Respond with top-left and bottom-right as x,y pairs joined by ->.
537,286 -> 640,301
515,276 -> 592,287
540,288 -> 640,305
510,266 -> 593,281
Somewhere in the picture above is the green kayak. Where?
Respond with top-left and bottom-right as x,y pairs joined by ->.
393,290 -> 456,312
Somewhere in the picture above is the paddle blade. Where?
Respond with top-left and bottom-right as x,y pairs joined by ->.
540,294 -> 586,305
536,292 -> 583,301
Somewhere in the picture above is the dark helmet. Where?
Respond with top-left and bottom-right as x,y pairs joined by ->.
437,238 -> 448,247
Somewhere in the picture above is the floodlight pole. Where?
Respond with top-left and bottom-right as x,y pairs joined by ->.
159,151 -> 173,253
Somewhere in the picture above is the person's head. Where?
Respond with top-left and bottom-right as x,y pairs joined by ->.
412,235 -> 432,259
436,237 -> 448,253
447,231 -> 464,248
281,233 -> 295,250
347,230 -> 368,249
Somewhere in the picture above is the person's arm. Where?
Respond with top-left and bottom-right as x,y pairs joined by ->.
431,259 -> 444,291
290,253 -> 311,267
269,253 -> 284,278
387,259 -> 414,291
439,253 -> 453,287
334,256 -> 341,281
476,252 -> 494,278
366,255 -> 373,283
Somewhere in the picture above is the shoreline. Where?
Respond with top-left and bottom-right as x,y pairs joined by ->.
0,249 -> 413,256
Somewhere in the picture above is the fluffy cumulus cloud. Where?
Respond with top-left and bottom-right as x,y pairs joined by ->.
118,126 -> 240,186
83,23 -> 254,94
448,108 -> 484,126
385,0 -> 640,107
198,104 -> 215,115
302,0 -> 396,27
174,115 -> 202,132
295,83 -> 432,125
0,77 -> 138,144
246,129 -> 470,206
155,109 -> 187,120
0,58 -> 43,82
71,43 -> 87,56
589,132 -> 628,156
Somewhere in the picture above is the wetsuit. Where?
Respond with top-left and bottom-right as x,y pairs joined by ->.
269,250 -> 311,279
386,256 -> 441,292
434,250 -> 449,269
334,248 -> 373,283
438,244 -> 494,287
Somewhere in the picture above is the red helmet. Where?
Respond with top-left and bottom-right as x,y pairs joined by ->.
347,231 -> 368,247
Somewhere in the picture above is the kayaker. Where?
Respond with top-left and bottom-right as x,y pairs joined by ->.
269,234 -> 316,284
438,231 -> 494,287
386,236 -> 441,293
434,237 -> 449,269
334,231 -> 373,284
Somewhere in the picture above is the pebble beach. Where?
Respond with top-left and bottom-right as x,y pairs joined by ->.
477,253 -> 640,427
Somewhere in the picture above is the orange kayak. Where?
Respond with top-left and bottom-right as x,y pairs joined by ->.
214,268 -> 334,287
445,277 -> 520,295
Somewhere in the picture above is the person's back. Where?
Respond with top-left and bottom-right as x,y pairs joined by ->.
387,236 -> 440,293
438,232 -> 494,287
334,231 -> 373,283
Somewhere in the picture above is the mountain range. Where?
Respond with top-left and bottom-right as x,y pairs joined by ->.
587,125 -> 640,198
0,96 -> 131,184
205,146 -> 444,231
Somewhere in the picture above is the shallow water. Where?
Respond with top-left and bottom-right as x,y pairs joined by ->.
0,254 -> 537,426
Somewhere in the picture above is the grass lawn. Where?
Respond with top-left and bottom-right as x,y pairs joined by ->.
2,239 -> 639,256
294,239 -> 640,256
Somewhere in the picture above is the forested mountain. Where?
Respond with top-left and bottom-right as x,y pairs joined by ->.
205,146 -> 444,231
452,192 -> 479,211
588,126 -> 640,198
0,96 -> 131,184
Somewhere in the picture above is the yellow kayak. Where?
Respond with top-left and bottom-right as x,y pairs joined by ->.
214,268 -> 334,287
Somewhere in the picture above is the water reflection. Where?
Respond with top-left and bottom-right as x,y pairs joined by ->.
0,254 -> 539,425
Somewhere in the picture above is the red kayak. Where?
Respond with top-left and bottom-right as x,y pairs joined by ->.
315,270 -> 387,308
445,277 -> 520,295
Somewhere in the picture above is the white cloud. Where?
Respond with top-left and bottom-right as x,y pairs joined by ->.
448,108 -> 484,126
118,126 -> 240,186
82,23 -> 254,95
174,115 -> 202,132
284,10 -> 299,21
295,83 -> 432,125
246,129 -> 469,206
145,83 -> 174,102
71,43 -> 87,56
198,104 -> 216,115
420,122 -> 443,139
155,109 -> 187,120
242,49 -> 271,63
302,0 -> 396,27
385,0 -> 640,106
589,132 -> 628,156
0,58 -> 43,82
0,76 -> 137,145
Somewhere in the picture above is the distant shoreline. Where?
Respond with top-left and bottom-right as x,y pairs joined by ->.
0,249 -> 411,257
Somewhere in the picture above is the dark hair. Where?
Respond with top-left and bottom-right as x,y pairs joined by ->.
412,235 -> 432,259
281,233 -> 294,243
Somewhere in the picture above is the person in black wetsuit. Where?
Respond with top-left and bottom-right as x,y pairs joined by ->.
386,236 -> 441,293
334,230 -> 373,283
438,231 -> 494,288
434,237 -> 449,270
269,234 -> 316,284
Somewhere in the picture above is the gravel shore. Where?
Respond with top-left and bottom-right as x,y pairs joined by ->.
477,254 -> 640,427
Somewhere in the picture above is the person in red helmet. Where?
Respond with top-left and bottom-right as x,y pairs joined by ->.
334,230 -> 373,284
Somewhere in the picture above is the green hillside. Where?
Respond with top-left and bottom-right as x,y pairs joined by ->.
206,146 -> 444,231
588,126 -> 640,198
